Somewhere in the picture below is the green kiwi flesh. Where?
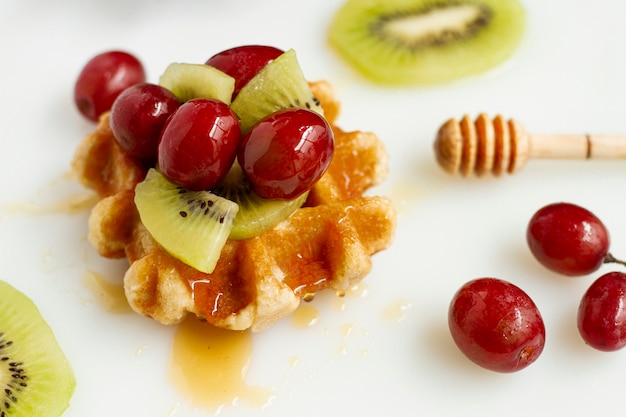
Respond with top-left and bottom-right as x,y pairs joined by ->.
0,280 -> 75,417
134,168 -> 239,273
212,163 -> 309,240
159,63 -> 235,104
230,49 -> 324,133
328,0 -> 526,85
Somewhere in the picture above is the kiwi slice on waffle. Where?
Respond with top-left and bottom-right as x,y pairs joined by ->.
159,62 -> 235,104
231,48 -> 324,133
134,168 -> 239,274
212,163 -> 309,240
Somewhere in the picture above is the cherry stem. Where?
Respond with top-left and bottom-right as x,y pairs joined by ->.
604,253 -> 626,268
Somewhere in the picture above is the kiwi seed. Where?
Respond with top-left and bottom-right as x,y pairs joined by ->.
328,0 -> 526,85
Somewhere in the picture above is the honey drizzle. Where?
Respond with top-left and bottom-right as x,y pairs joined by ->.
82,270 -> 131,314
2,171 -> 98,216
291,303 -> 320,328
169,317 -> 271,412
382,298 -> 412,323
3,192 -> 98,216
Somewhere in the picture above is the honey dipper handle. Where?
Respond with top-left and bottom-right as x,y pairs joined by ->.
529,134 -> 626,160
589,135 -> 626,158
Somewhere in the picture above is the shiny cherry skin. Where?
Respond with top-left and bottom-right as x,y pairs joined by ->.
158,98 -> 241,191
205,45 -> 283,99
448,278 -> 546,373
237,108 -> 334,200
527,202 -> 610,276
109,83 -> 180,160
74,50 -> 146,122
578,271 -> 626,351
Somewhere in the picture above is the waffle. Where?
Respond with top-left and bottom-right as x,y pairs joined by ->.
72,81 -> 396,332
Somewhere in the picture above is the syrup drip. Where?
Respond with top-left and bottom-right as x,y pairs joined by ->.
169,317 -> 271,412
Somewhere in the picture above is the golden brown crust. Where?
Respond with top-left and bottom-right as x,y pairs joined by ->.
72,114 -> 147,198
73,80 -> 396,332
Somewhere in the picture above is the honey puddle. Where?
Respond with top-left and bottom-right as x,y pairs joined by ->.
170,317 -> 271,412
82,270 -> 131,314
382,298 -> 412,323
291,284 -> 369,328
389,179 -> 422,215
291,303 -> 320,328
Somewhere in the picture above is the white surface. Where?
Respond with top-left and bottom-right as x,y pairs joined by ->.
1,1 -> 626,416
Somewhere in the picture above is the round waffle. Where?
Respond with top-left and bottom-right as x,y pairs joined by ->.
72,81 -> 397,332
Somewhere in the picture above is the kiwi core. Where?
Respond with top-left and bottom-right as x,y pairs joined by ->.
1,337 -> 26,414
372,4 -> 491,49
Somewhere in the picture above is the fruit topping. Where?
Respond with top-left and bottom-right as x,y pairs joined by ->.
328,0 -> 526,85
109,83 -> 181,160
205,45 -> 284,100
72,45 -> 344,274
74,50 -> 146,121
0,280 -> 76,417
448,277 -> 545,373
157,98 -> 241,191
230,49 -> 324,133
158,62 -> 235,104
212,163 -> 309,240
526,202 -> 611,276
134,168 -> 239,274
238,107 -> 334,200
578,271 -> 626,352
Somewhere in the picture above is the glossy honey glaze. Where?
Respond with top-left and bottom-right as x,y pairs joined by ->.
169,317 -> 271,411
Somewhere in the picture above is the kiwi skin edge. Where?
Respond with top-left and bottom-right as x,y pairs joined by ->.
0,280 -> 76,417
328,0 -> 526,86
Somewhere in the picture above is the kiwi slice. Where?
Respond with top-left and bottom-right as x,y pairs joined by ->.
212,163 -> 309,240
0,280 -> 75,417
134,168 -> 239,274
230,49 -> 324,133
159,63 -> 235,104
328,0 -> 526,85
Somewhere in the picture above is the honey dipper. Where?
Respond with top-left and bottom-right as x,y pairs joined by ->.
433,113 -> 626,177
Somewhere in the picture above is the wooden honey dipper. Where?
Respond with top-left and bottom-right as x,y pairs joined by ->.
433,113 -> 626,176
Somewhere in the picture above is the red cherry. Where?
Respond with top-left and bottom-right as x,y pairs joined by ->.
448,278 -> 546,373
74,50 -> 146,122
205,45 -> 283,99
110,83 -> 180,160
237,108 -> 334,200
527,202 -> 610,276
158,98 -> 241,191
578,271 -> 626,351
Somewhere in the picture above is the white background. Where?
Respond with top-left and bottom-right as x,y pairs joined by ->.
1,1 -> 626,416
